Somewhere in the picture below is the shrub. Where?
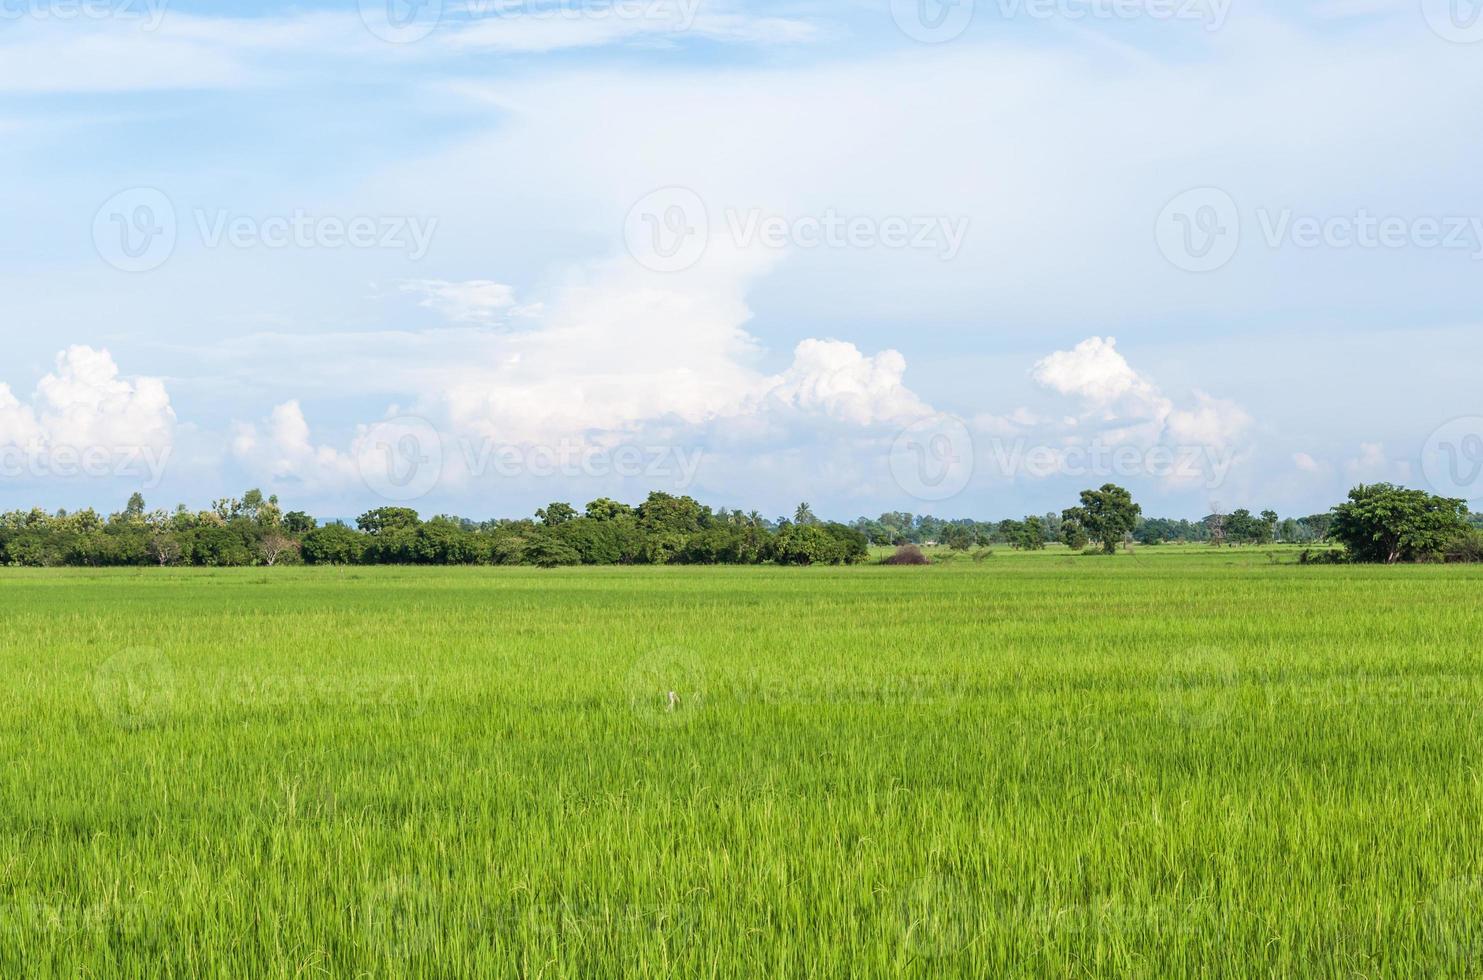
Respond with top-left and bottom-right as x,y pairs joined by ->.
882,544 -> 931,565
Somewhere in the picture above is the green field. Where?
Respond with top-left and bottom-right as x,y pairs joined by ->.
3,547 -> 1482,977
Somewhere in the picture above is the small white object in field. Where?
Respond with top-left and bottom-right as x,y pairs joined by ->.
667,691 -> 679,712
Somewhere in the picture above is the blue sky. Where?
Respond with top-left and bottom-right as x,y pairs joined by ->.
3,0 -> 1482,521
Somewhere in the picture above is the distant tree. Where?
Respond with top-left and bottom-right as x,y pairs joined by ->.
940,523 -> 976,551
584,498 -> 633,522
1328,484 -> 1469,564
356,507 -> 421,534
1062,484 -> 1141,555
637,492 -> 710,536
536,502 -> 577,527
1299,513 -> 1333,542
302,524 -> 368,565
258,531 -> 300,567
1059,520 -> 1089,551
1015,516 -> 1047,551
793,502 -> 818,526
147,533 -> 182,567
283,511 -> 317,534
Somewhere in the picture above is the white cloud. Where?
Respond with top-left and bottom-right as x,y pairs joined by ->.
0,346 -> 175,454
398,279 -> 521,323
1293,451 -> 1327,473
1345,441 -> 1411,483
752,340 -> 929,428
1030,336 -> 1160,410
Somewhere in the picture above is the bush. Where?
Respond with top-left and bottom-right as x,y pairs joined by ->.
1445,528 -> 1483,564
882,544 -> 931,565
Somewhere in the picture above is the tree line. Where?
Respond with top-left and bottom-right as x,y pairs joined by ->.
0,483 -> 1477,568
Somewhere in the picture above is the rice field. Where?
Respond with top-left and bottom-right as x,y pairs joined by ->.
3,546 -> 1482,977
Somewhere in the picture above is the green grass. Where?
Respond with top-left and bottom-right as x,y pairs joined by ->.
3,547 -> 1482,977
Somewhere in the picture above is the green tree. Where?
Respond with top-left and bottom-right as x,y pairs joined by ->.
356,508 -> 421,534
301,524 -> 368,565
536,502 -> 577,527
1015,516 -> 1046,551
283,511 -> 318,534
584,498 -> 633,522
1328,484 -> 1469,564
1059,520 -> 1089,551
1062,484 -> 1141,555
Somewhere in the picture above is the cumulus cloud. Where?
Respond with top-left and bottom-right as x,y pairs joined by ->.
229,252 -> 937,499
0,347 -> 174,453
752,340 -> 929,428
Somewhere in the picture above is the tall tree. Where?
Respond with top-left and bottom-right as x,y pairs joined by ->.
1062,484 -> 1141,555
